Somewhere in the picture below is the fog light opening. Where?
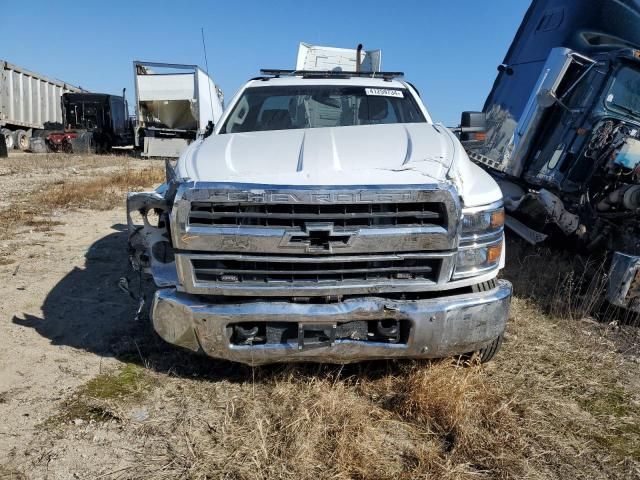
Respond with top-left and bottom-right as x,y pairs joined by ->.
232,323 -> 266,345
373,319 -> 401,343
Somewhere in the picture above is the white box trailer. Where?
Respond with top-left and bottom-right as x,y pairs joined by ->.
296,43 -> 382,72
133,61 -> 224,158
0,60 -> 84,150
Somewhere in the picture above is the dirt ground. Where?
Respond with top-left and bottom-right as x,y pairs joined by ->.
0,153 -> 639,479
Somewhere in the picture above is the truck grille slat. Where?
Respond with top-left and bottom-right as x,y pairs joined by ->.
188,202 -> 445,228
191,255 -> 440,284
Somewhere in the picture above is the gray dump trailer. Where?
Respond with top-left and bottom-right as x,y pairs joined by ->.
0,60 -> 84,151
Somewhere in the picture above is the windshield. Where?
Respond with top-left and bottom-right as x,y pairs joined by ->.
220,85 -> 426,134
63,101 -> 105,130
605,65 -> 640,116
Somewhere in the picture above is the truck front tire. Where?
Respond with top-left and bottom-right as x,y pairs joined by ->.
477,335 -> 503,363
466,280 -> 503,363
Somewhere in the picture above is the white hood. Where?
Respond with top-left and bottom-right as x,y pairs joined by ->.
176,123 -> 502,207
178,123 -> 453,185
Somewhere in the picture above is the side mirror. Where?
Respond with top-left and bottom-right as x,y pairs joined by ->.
459,111 -> 487,147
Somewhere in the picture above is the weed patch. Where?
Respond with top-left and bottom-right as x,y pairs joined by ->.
47,364 -> 154,427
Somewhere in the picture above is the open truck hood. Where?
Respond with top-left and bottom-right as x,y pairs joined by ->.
178,123 -> 455,185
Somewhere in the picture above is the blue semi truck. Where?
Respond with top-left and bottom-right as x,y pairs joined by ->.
468,0 -> 640,312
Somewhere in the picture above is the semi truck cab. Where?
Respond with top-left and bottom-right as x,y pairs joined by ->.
468,0 -> 640,313
45,92 -> 133,153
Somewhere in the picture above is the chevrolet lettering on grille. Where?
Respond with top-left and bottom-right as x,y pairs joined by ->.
211,191 -> 417,204
280,222 -> 358,253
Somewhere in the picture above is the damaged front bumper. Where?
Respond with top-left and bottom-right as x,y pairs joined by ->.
150,280 -> 512,365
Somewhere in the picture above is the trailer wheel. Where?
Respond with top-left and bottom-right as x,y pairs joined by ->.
1,129 -> 14,150
0,132 -> 7,158
13,130 -> 29,151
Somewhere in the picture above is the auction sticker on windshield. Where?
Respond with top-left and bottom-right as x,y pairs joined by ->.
364,88 -> 404,98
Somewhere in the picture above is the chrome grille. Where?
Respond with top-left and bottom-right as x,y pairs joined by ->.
172,185 -> 461,284
190,253 -> 440,284
188,202 -> 446,228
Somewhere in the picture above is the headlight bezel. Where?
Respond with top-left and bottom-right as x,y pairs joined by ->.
453,201 -> 505,280
460,201 -> 505,240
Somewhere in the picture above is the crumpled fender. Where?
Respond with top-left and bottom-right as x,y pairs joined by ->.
127,188 -> 178,287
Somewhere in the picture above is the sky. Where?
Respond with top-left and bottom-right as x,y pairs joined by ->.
3,0 -> 530,126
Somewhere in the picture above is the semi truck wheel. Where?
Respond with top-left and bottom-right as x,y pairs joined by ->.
13,130 -> 29,151
0,132 -> 7,158
1,129 -> 14,150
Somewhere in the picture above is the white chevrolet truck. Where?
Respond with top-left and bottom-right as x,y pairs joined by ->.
127,59 -> 512,365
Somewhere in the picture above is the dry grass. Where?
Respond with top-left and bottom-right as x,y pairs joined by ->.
0,160 -> 164,246
51,281 -> 637,479
83,241 -> 622,479
104,327 -> 638,480
0,465 -> 26,480
30,237 -> 639,479
35,166 -> 165,211
4,154 -> 638,478
0,154 -> 163,266
0,152 -> 125,176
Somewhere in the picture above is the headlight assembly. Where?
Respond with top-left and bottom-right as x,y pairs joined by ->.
454,201 -> 504,279
461,204 -> 505,237
453,239 -> 503,279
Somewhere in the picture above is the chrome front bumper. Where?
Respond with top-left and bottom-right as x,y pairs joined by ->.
151,280 -> 512,365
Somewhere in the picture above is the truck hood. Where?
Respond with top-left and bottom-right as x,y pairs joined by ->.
178,123 -> 455,186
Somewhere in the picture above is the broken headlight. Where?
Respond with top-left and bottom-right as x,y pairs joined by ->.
454,202 -> 504,279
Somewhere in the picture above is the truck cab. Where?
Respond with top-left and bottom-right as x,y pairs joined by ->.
46,92 -> 133,153
128,65 -> 511,365
468,0 -> 640,312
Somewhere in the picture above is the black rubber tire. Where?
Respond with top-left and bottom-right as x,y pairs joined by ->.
466,280 -> 502,363
477,335 -> 503,363
0,132 -> 7,158
13,130 -> 29,151
1,129 -> 14,150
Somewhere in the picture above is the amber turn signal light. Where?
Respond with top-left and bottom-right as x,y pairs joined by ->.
487,242 -> 503,264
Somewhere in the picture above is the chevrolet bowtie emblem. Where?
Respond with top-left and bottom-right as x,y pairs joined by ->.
281,222 -> 357,253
